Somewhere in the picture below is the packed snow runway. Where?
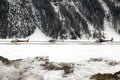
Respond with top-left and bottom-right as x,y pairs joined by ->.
0,41 -> 120,45
0,45 -> 120,62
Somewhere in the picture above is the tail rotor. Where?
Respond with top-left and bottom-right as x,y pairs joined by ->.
111,38 -> 113,42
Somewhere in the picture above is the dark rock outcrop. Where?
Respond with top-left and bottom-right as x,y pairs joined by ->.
90,71 -> 120,80
43,62 -> 74,75
0,56 -> 10,65
90,73 -> 117,80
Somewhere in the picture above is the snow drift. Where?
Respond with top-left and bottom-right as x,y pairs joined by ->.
0,56 -> 120,80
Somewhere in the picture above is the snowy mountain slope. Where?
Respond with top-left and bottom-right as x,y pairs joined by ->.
0,56 -> 120,80
26,27 -> 51,41
0,0 -> 120,40
99,0 -> 120,40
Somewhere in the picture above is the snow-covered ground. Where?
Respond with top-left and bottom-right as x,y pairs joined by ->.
0,56 -> 120,80
0,44 -> 120,80
0,45 -> 120,62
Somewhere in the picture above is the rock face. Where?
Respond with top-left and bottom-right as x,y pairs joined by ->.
0,0 -> 120,39
90,71 -> 120,80
0,56 -> 10,65
90,73 -> 117,80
